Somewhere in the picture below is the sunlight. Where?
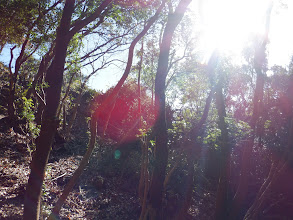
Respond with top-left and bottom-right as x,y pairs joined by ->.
268,1 -> 293,66
198,0 -> 272,62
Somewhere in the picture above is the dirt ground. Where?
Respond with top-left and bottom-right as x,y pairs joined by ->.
0,126 -> 215,220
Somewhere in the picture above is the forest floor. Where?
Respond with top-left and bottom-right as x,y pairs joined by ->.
0,126 -> 215,220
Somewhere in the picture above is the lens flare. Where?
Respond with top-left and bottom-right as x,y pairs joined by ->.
114,150 -> 121,159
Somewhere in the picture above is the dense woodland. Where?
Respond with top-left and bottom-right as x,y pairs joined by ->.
0,0 -> 293,219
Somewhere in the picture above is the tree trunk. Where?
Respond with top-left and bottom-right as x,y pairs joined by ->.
231,4 -> 272,219
175,89 -> 214,219
8,39 -> 28,122
244,76 -> 293,220
244,117 -> 293,219
23,1 -> 75,219
229,70 -> 265,219
35,101 -> 45,125
48,116 -> 97,219
214,75 -> 231,220
26,46 -> 54,100
142,0 -> 191,219
138,40 -> 145,206
175,153 -> 194,219
65,89 -> 83,139
139,137 -> 150,220
64,71 -> 95,138
56,71 -> 77,118
229,140 -> 252,219
163,155 -> 181,190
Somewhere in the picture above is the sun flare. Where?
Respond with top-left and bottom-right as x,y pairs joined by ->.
198,0 -> 272,61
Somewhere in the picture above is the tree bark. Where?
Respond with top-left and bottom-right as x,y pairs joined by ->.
139,137 -> 150,220
214,75 -> 231,220
231,4 -> 272,219
64,90 -> 83,138
23,1 -> 75,219
138,40 -> 145,205
175,89 -> 214,219
56,71 -> 77,118
26,46 -> 54,100
142,0 -> 191,219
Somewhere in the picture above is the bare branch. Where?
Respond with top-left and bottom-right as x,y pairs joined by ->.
9,46 -> 16,76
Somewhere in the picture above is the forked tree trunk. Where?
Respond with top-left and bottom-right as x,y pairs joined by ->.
142,0 -> 191,219
23,1 -> 75,219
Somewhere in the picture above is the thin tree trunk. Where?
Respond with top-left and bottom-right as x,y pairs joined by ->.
139,137 -> 148,204
229,139 -> 252,219
93,0 -> 166,136
48,116 -> 97,219
8,29 -> 42,122
244,78 -> 293,220
26,46 -> 54,100
64,90 -> 83,138
23,1 -> 75,219
139,138 -> 150,220
244,123 -> 292,220
57,71 -> 77,118
64,70 -> 95,138
62,104 -> 66,131
138,39 -> 143,126
163,156 -> 181,190
244,161 -> 281,219
175,89 -> 214,219
35,101 -> 45,125
138,39 -> 145,204
175,153 -> 194,219
8,39 -> 28,122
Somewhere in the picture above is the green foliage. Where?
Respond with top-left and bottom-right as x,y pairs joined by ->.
21,97 -> 40,138
203,127 -> 221,148
0,0 -> 56,47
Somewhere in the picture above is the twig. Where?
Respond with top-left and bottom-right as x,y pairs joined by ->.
50,173 -> 67,181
